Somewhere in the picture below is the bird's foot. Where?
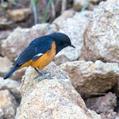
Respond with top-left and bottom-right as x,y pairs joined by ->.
34,68 -> 51,81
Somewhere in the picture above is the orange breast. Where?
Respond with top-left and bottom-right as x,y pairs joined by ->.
21,42 -> 56,69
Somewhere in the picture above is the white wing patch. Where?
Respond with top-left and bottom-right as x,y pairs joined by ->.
32,53 -> 43,61
36,53 -> 43,57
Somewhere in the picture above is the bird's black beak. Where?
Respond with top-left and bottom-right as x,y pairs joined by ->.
70,44 -> 75,48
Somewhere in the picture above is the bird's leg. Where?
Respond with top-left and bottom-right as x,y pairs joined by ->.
34,68 -> 44,76
34,68 -> 50,81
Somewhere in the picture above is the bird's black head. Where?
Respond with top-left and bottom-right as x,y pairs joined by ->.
49,32 -> 75,53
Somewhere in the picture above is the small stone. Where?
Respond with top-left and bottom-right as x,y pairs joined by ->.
0,30 -> 11,40
73,0 -> 89,11
0,89 -> 18,119
86,92 -> 117,113
0,57 -> 12,76
101,110 -> 116,119
7,8 -> 31,22
0,77 -> 21,102
0,17 -> 13,30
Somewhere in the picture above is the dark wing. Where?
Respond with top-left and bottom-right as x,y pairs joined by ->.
15,36 -> 53,66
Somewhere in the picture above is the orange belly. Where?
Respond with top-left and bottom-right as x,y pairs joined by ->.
20,42 -> 56,69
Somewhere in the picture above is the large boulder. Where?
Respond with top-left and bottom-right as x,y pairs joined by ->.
15,63 -> 101,119
60,60 -> 119,96
53,11 -> 91,64
81,0 -> 119,63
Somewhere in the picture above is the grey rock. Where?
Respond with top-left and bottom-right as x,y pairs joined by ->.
60,60 -> 119,96
0,89 -> 18,119
0,30 -> 11,40
0,57 -> 12,76
73,0 -> 90,11
7,8 -> 31,22
86,92 -> 117,113
101,110 -> 116,119
0,77 -> 21,101
54,11 -> 91,63
15,62 -> 101,119
81,0 -> 119,63
0,17 -> 13,30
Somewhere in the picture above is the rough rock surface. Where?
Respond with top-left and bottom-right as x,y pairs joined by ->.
86,92 -> 117,119
73,0 -> 101,11
81,0 -> 119,63
86,92 -> 117,113
0,77 -> 21,101
0,30 -> 11,41
73,0 -> 89,11
53,11 -> 91,63
0,57 -> 12,76
0,89 -> 18,119
53,9 -> 76,27
15,63 -> 101,119
116,114 -> 119,119
0,17 -> 13,30
7,8 -> 31,22
60,60 -> 119,96
101,110 -> 117,119
1,24 -> 57,60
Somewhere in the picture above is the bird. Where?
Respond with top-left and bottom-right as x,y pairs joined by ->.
4,32 -> 75,79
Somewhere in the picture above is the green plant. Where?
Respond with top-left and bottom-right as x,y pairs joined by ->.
42,0 -> 54,23
31,0 -> 39,24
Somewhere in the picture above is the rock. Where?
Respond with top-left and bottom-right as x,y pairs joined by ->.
90,0 -> 100,4
101,110 -> 116,119
0,89 -> 18,119
1,24 -> 57,60
116,114 -> 119,119
53,11 -> 91,63
115,79 -> 119,98
60,60 -> 119,96
20,62 -> 71,95
7,8 -> 31,22
1,10 -> 90,64
0,17 -> 13,30
54,55 -> 71,65
0,57 -> 12,76
81,0 -> 119,63
73,0 -> 100,11
11,68 -> 26,81
53,9 -> 76,27
0,77 -> 21,102
0,30 -> 11,40
73,0 -> 89,11
16,62 -> 101,119
86,92 -> 117,113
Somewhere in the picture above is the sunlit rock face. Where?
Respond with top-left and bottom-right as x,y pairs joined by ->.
81,0 -> 119,63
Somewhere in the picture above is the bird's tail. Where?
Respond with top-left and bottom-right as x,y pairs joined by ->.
4,65 -> 19,79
